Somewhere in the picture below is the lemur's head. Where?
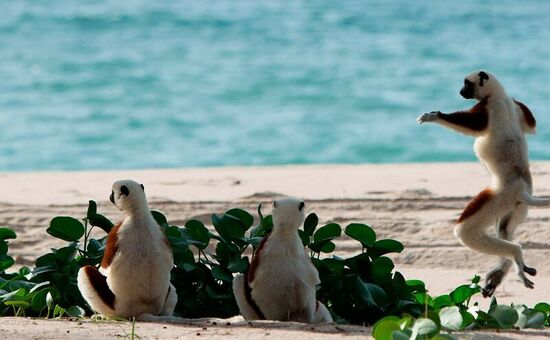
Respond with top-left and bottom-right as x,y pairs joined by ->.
110,179 -> 147,212
271,198 -> 306,232
460,70 -> 504,100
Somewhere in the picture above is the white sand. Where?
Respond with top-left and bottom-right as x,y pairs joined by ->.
1,162 -> 549,338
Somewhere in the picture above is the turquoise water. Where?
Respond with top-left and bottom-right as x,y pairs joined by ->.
2,1 -> 550,171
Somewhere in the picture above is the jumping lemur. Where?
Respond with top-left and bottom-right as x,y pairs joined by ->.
418,71 -> 549,297
77,180 -> 177,320
232,198 -> 333,323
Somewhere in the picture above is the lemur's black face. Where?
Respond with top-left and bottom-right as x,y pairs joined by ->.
109,185 -> 133,205
460,79 -> 475,99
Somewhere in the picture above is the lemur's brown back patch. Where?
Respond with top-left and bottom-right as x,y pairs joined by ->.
457,188 -> 493,223
83,265 -> 115,309
247,235 -> 270,284
514,100 -> 536,128
244,235 -> 270,320
437,97 -> 489,131
101,221 -> 122,269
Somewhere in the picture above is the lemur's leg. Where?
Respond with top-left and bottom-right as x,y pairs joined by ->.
312,301 -> 333,323
483,204 -> 531,297
417,110 -> 488,136
454,192 -> 535,290
160,283 -> 177,316
232,274 -> 261,320
77,266 -> 116,315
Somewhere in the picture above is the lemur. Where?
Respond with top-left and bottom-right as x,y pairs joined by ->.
232,198 -> 333,323
77,180 -> 177,320
417,70 -> 549,297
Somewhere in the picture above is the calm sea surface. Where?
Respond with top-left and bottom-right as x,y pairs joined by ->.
1,0 -> 550,171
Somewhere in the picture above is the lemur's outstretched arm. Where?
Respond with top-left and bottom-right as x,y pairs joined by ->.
417,98 -> 489,136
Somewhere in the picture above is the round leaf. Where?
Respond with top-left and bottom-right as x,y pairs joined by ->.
0,228 -> 16,241
151,210 -> 168,227
488,305 -> 519,329
411,318 -> 438,338
372,316 -> 401,340
356,277 -> 387,307
304,213 -> 319,236
86,200 -> 97,220
345,223 -> 376,247
297,229 -> 310,246
440,306 -> 463,331
226,209 -> 254,229
368,239 -> 404,258
0,254 -> 15,271
47,217 -> 85,242
313,223 -> 341,242
88,213 -> 114,234
183,220 -> 210,250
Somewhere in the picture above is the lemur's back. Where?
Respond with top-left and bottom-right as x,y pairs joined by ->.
107,216 -> 173,314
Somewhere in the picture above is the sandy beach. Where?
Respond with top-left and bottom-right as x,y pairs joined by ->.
1,162 -> 549,339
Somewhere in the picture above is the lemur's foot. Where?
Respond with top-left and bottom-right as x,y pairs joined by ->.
523,265 -> 537,277
482,269 -> 506,298
417,111 -> 440,124
518,271 -> 535,289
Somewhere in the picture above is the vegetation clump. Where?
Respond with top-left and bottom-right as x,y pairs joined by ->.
0,200 -> 548,339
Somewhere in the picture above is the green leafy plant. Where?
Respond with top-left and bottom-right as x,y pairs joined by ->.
0,200 -> 548,338
372,275 -> 549,339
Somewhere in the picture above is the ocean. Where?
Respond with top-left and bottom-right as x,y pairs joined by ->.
1,0 -> 550,171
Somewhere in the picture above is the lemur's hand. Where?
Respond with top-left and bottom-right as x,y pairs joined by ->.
417,111 -> 440,124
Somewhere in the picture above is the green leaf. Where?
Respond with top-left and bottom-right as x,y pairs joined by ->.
86,200 -> 97,220
66,305 -> 85,317
345,223 -> 376,247
450,284 -> 480,304
534,302 -> 550,313
226,209 -> 254,229
525,311 -> 546,329
368,239 -> 404,258
488,305 -> 519,329
304,213 -> 319,236
0,254 -> 15,271
151,210 -> 168,227
440,306 -> 463,331
0,240 -> 7,256
182,220 -> 210,250
369,256 -> 395,282
313,223 -> 341,242
297,229 -> 310,246
5,300 -> 30,308
356,277 -> 387,307
211,266 -> 233,282
432,295 -> 452,309
372,316 -> 401,340
411,318 -> 438,338
47,217 -> 85,242
0,228 -> 16,240
212,213 -> 246,240
391,330 -> 410,340
88,213 -> 114,234
31,288 -> 59,312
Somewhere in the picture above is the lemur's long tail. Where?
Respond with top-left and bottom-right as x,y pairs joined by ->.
519,190 -> 550,206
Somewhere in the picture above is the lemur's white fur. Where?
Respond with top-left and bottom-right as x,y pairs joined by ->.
418,71 -> 546,296
232,198 -> 333,323
77,180 -> 177,320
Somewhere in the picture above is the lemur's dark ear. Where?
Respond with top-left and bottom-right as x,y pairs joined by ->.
298,201 -> 305,211
120,185 -> 129,197
140,184 -> 144,190
273,201 -> 278,208
478,71 -> 489,87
